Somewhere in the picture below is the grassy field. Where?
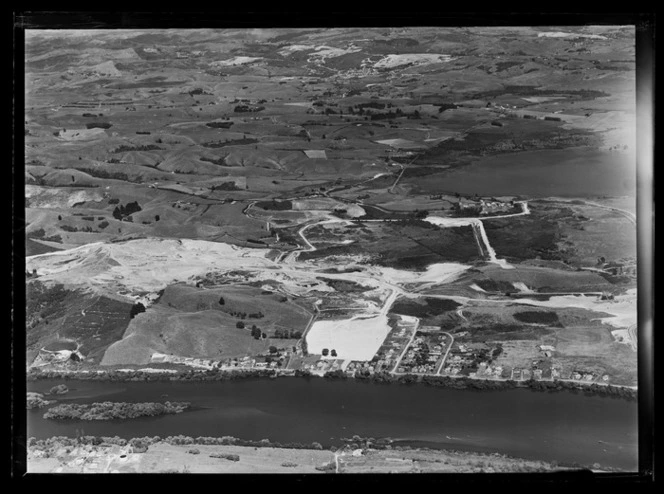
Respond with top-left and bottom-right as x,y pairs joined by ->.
101,305 -> 278,365
26,281 -> 134,364
100,283 -> 312,365
28,442 -> 335,474
301,220 -> 482,269
338,447 -> 569,474
157,284 -> 311,333
390,297 -> 461,320
27,440 -> 574,473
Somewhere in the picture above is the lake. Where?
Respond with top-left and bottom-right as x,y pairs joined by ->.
411,147 -> 636,197
27,378 -> 638,471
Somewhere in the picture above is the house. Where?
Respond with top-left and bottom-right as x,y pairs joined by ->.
538,345 -> 556,352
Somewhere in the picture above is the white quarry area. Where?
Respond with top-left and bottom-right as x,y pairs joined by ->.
277,44 -> 315,56
85,60 -> 122,77
515,289 -> 637,329
26,238 -> 277,295
373,53 -> 455,68
211,56 -> 262,66
610,329 -> 631,345
308,45 -> 361,61
56,128 -> 108,141
305,314 -> 391,361
291,198 -> 365,218
512,282 -> 535,294
470,283 -> 487,293
25,185 -> 105,208
374,262 -> 470,285
537,31 -> 607,40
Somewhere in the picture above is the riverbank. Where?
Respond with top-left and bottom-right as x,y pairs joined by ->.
26,365 -> 638,401
26,435 -> 586,474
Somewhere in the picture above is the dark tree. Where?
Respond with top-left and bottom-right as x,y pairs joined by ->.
154,215 -> 160,222
331,349 -> 337,357
236,321 -> 245,329
269,346 -> 278,354
322,348 -> 329,356
129,302 -> 146,319
218,297 -> 225,305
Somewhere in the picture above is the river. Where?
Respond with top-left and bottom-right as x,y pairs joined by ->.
27,378 -> 638,471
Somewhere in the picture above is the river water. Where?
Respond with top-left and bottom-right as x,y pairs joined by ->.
27,378 -> 638,471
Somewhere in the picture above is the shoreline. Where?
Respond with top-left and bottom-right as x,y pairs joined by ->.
26,366 -> 638,401
25,434 -> 608,474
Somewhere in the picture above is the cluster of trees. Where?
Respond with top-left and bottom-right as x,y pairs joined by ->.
513,311 -> 561,325
188,88 -> 212,96
205,121 -> 234,129
210,452 -> 240,461
201,137 -> 258,148
323,369 -> 345,379
211,181 -> 241,191
473,85 -> 610,100
28,434 -> 327,452
250,325 -> 265,340
27,392 -> 54,410
111,144 -> 161,153
233,105 -> 265,113
85,122 -> 112,129
229,311 -> 251,319
27,366 -> 283,383
27,228 -> 63,243
255,199 -> 293,211
339,435 -> 393,451
112,201 -> 142,220
273,329 -> 302,339
526,379 -> 637,401
321,349 -> 338,357
43,401 -> 191,421
199,156 -> 226,166
48,384 -> 69,395
61,225 -> 94,233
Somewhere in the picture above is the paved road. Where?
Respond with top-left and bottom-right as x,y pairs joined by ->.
435,332 -> 454,375
390,320 -> 419,373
